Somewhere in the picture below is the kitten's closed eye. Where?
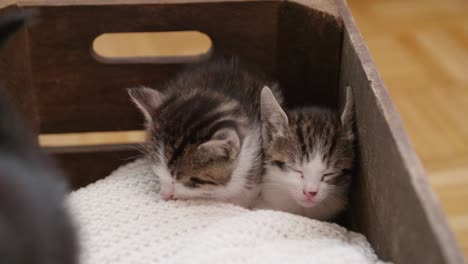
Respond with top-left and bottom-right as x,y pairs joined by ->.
321,169 -> 352,181
271,160 -> 285,169
321,172 -> 341,181
190,177 -> 216,185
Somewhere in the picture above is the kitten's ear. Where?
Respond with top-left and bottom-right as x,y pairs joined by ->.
197,128 -> 240,160
261,86 -> 289,144
341,86 -> 355,139
128,86 -> 164,123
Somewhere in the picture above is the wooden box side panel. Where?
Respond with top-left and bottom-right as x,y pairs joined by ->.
47,146 -> 139,189
27,1 -> 279,134
278,1 -> 342,109
0,5 -> 37,131
337,1 -> 464,263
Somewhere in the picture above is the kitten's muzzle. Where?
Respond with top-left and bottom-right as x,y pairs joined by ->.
303,190 -> 317,200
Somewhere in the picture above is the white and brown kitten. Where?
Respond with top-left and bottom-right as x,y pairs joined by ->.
129,59 -> 282,208
255,87 -> 355,220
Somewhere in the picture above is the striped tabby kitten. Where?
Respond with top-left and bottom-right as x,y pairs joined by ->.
129,59 -> 281,208
255,87 -> 355,220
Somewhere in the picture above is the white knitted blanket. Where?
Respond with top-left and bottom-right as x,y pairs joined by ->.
68,159 -> 387,264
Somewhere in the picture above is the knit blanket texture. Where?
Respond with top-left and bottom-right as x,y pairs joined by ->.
69,159 -> 387,264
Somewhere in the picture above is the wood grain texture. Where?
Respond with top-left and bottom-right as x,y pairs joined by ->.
347,0 -> 468,259
0,6 -> 37,131
1,0 -> 339,17
26,1 -> 280,133
23,1 -> 346,133
338,0 -> 463,261
47,145 -> 140,189
278,1 -> 342,108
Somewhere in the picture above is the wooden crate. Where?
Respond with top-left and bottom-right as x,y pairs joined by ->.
0,0 -> 463,263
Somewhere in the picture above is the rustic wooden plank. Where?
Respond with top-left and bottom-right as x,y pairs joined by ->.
44,143 -> 139,154
26,1 -> 279,133
336,0 -> 464,263
47,145 -> 141,189
277,1 -> 343,109
0,5 -> 38,132
3,0 -> 340,18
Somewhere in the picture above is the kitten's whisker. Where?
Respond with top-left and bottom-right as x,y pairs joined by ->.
336,142 -> 360,152
331,145 -> 355,157
127,143 -> 149,154
122,154 -> 145,161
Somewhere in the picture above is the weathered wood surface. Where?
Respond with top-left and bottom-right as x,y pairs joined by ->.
26,1 -> 279,133
336,0 -> 464,263
278,1 -> 342,109
0,5 -> 37,131
1,0 -> 339,17
46,145 -> 140,189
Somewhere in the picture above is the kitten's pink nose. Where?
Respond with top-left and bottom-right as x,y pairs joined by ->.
303,190 -> 317,199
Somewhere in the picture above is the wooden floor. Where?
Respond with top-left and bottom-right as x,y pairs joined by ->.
348,0 -> 468,258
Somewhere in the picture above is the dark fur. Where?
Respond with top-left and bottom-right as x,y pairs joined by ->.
135,58 -> 281,189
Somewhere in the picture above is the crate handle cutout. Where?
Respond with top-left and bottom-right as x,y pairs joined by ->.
92,31 -> 213,64
39,130 -> 146,148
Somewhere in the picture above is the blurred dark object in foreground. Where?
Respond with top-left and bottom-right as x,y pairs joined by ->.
0,10 -> 77,264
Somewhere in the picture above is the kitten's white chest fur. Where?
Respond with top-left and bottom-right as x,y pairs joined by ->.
212,131 -> 262,208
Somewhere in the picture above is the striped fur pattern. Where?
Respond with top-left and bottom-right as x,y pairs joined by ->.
255,87 -> 355,220
129,59 -> 281,208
